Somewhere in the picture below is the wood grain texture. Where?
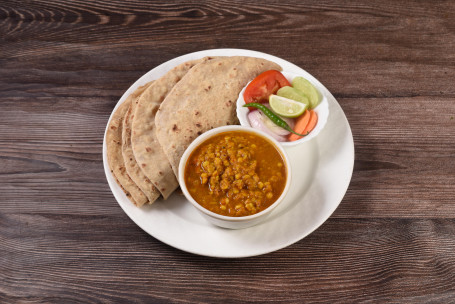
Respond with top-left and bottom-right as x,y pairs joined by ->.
1,215 -> 455,303
1,0 -> 455,302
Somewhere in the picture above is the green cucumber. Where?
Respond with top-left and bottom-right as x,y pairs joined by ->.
276,86 -> 309,107
292,77 -> 320,109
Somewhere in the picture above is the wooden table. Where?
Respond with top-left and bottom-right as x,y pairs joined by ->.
1,1 -> 454,302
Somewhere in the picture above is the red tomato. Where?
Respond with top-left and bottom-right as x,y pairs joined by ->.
243,70 -> 291,107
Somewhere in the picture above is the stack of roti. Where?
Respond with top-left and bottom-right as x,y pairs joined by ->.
106,56 -> 281,207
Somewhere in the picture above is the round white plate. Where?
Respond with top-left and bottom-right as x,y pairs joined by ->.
103,49 -> 354,258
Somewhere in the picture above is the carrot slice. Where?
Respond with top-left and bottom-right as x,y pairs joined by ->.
288,110 -> 318,141
288,110 -> 311,141
303,110 -> 318,134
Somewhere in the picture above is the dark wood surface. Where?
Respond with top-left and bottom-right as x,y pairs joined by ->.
1,0 -> 455,302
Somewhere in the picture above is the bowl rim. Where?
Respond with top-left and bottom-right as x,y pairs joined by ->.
236,71 -> 329,146
178,125 -> 292,222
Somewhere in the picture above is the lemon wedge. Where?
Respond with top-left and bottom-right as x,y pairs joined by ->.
269,95 -> 308,118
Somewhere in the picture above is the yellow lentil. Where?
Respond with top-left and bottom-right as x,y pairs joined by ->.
184,131 -> 286,217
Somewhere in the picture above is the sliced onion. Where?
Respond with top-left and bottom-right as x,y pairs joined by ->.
262,112 -> 292,136
261,103 -> 294,136
248,111 -> 287,142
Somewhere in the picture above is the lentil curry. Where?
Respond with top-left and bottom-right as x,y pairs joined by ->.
184,130 -> 287,217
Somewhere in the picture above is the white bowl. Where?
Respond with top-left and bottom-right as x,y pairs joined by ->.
178,125 -> 292,229
236,71 -> 329,146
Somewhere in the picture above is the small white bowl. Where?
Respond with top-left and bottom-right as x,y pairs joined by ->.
178,125 -> 292,229
236,71 -> 329,146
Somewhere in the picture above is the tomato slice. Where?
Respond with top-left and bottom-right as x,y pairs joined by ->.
243,70 -> 291,107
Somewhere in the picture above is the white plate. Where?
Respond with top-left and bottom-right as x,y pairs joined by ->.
103,49 -> 354,258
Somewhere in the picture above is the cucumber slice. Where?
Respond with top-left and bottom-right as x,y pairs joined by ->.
277,86 -> 309,107
292,77 -> 320,109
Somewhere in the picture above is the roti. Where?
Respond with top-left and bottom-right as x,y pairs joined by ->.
106,96 -> 148,207
122,82 -> 161,204
131,58 -> 210,199
155,56 -> 282,177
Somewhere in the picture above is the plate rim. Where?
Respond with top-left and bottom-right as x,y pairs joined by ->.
103,48 -> 354,258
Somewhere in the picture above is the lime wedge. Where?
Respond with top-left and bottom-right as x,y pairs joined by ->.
269,95 -> 308,118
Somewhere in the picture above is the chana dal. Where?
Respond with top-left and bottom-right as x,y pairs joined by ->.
184,130 -> 287,217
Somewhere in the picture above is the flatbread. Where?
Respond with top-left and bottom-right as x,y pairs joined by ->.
131,58 -> 210,199
155,56 -> 282,177
122,82 -> 160,204
106,96 -> 148,207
